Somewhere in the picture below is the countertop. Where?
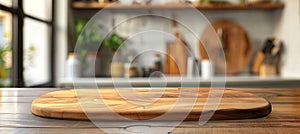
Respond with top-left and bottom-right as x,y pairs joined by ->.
0,88 -> 300,133
60,76 -> 300,88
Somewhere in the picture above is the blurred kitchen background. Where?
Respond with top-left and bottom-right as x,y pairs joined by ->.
0,0 -> 299,88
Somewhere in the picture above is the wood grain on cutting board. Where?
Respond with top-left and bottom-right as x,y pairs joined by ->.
31,88 -> 271,121
165,33 -> 188,75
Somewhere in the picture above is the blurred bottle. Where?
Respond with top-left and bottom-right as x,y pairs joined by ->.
65,53 -> 81,79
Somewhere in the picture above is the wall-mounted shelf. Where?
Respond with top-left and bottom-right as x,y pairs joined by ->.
72,2 -> 284,10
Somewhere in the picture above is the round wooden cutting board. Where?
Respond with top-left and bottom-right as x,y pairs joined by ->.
199,20 -> 252,74
31,88 -> 271,121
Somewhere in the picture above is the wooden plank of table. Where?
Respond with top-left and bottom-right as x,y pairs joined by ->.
0,103 -> 298,128
0,88 -> 299,134
0,103 -> 32,114
0,88 -> 66,97
172,127 -> 300,134
0,127 -> 299,134
0,113 -> 299,128
0,97 -> 38,103
1,118 -> 300,129
0,128 -> 105,134
234,88 -> 300,97
267,97 -> 300,103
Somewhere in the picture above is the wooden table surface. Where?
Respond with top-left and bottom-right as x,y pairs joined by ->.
0,88 -> 300,134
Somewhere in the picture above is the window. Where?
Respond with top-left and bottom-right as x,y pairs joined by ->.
0,0 -> 11,7
0,10 -> 12,87
0,0 -> 55,87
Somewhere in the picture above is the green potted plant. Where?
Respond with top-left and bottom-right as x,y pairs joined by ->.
104,32 -> 125,52
75,19 -> 104,76
76,19 -> 125,77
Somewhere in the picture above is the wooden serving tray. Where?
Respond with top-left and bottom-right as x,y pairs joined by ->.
31,88 -> 271,121
199,20 -> 252,74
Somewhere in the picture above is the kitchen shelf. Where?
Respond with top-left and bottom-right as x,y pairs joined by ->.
60,76 -> 300,88
72,2 -> 284,10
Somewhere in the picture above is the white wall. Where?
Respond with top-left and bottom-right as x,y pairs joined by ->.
275,0 -> 300,77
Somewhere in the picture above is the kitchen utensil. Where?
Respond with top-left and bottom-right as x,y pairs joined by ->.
252,38 -> 274,74
259,64 -> 276,77
198,20 -> 252,74
31,88 -> 271,121
252,38 -> 283,75
252,51 -> 265,74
